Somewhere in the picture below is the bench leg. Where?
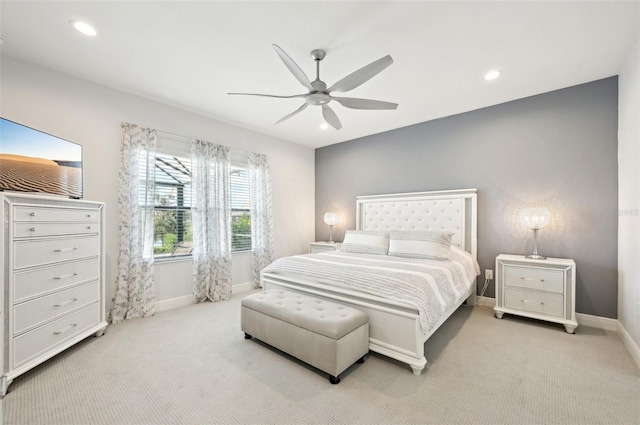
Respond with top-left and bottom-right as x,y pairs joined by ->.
244,333 -> 252,340
329,375 -> 340,385
356,354 -> 367,364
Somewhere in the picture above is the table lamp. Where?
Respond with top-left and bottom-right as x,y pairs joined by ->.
323,212 -> 338,243
519,207 -> 551,260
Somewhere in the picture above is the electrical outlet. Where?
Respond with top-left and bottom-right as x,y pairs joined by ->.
485,269 -> 493,280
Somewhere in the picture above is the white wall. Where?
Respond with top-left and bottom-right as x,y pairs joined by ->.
618,34 -> 640,359
0,57 -> 315,311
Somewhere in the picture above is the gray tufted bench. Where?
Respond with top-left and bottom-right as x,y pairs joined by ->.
241,289 -> 369,384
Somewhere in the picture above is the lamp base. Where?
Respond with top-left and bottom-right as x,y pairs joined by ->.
525,254 -> 547,260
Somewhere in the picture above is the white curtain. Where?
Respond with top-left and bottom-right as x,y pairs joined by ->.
248,152 -> 275,288
111,123 -> 157,323
191,139 -> 232,302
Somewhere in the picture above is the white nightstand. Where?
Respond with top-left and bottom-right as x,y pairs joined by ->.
309,242 -> 342,254
494,254 -> 577,333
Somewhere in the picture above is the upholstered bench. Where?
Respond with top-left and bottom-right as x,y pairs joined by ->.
241,289 -> 369,384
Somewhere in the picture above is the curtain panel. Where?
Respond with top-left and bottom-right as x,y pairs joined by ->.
111,123 -> 157,323
191,140 -> 232,302
248,152 -> 275,288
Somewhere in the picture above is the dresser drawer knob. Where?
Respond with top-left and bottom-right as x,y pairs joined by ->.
53,273 -> 78,281
87,226 -> 92,230
29,227 -> 36,232
87,214 -> 92,218
53,247 -> 79,253
521,299 -> 544,306
29,212 -> 36,217
521,277 -> 544,282
53,298 -> 79,308
53,323 -> 78,335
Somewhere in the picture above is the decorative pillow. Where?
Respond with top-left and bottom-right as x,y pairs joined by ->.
388,231 -> 453,260
340,230 -> 389,255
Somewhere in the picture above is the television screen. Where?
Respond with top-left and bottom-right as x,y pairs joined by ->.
0,118 -> 83,199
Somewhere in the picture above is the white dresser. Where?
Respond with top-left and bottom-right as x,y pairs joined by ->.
1,194 -> 107,396
494,254 -> 577,333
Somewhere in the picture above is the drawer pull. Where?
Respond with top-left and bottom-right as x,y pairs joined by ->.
87,226 -> 92,230
53,323 -> 78,335
29,212 -> 36,217
53,298 -> 78,308
53,247 -> 79,253
521,299 -> 544,306
53,272 -> 78,281
29,227 -> 36,232
521,277 -> 545,282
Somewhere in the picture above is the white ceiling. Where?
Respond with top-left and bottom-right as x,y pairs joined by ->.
0,1 -> 638,149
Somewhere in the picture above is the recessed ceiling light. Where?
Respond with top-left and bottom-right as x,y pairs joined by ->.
484,70 -> 501,81
320,123 -> 329,130
70,20 -> 97,37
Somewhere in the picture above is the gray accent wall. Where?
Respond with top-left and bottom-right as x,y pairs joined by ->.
315,77 -> 618,318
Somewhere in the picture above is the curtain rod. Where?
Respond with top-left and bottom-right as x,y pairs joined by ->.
155,128 -> 253,156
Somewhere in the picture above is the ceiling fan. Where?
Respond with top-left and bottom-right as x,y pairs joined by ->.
228,45 -> 398,130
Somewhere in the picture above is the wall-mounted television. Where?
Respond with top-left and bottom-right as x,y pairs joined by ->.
0,117 -> 83,199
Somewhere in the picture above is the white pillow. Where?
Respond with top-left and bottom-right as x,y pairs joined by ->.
341,230 -> 389,255
388,231 -> 453,260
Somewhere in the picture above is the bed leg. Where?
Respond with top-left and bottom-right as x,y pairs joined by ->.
465,291 -> 477,306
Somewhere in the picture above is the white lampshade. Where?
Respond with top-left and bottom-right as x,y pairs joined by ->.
323,212 -> 338,226
519,207 -> 551,230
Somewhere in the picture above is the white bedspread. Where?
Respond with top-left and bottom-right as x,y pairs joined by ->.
261,246 -> 480,331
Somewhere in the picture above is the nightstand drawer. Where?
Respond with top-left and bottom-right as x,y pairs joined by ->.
504,287 -> 564,317
504,265 -> 564,293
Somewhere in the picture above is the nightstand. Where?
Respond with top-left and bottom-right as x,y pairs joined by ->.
309,242 -> 341,254
494,254 -> 577,333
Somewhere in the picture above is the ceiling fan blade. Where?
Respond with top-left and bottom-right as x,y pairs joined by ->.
275,103 -> 309,125
328,55 -> 394,93
321,105 -> 342,130
228,92 -> 307,99
272,44 -> 313,91
332,97 -> 398,110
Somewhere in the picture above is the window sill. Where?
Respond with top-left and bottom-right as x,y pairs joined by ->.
154,250 -> 252,264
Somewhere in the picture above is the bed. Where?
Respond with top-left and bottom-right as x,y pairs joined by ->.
261,188 -> 479,375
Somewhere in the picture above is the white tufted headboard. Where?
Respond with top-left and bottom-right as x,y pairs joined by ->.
356,189 -> 477,260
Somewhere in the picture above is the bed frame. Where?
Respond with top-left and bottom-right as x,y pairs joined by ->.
262,188 -> 478,375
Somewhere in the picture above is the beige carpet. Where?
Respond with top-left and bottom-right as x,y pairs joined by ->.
3,290 -> 639,425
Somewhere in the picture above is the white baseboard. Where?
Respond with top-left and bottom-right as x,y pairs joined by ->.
476,295 -> 494,307
232,281 -> 257,294
155,294 -> 195,312
575,312 -> 618,331
155,282 -> 255,312
616,321 -> 640,371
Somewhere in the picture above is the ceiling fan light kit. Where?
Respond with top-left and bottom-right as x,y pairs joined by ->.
228,44 -> 398,130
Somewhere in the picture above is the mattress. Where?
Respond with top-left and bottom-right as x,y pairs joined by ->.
261,246 -> 480,331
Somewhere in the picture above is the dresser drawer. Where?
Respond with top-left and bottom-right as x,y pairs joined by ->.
504,287 -> 564,317
12,302 -> 100,368
13,280 -> 100,335
13,236 -> 100,270
503,265 -> 564,293
14,221 -> 99,238
13,206 -> 100,223
13,257 -> 100,302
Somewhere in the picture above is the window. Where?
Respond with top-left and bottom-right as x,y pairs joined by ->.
231,165 -> 251,251
150,152 -> 193,258
146,139 -> 251,259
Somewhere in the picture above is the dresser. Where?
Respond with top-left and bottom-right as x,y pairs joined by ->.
1,194 -> 107,396
494,254 -> 577,333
